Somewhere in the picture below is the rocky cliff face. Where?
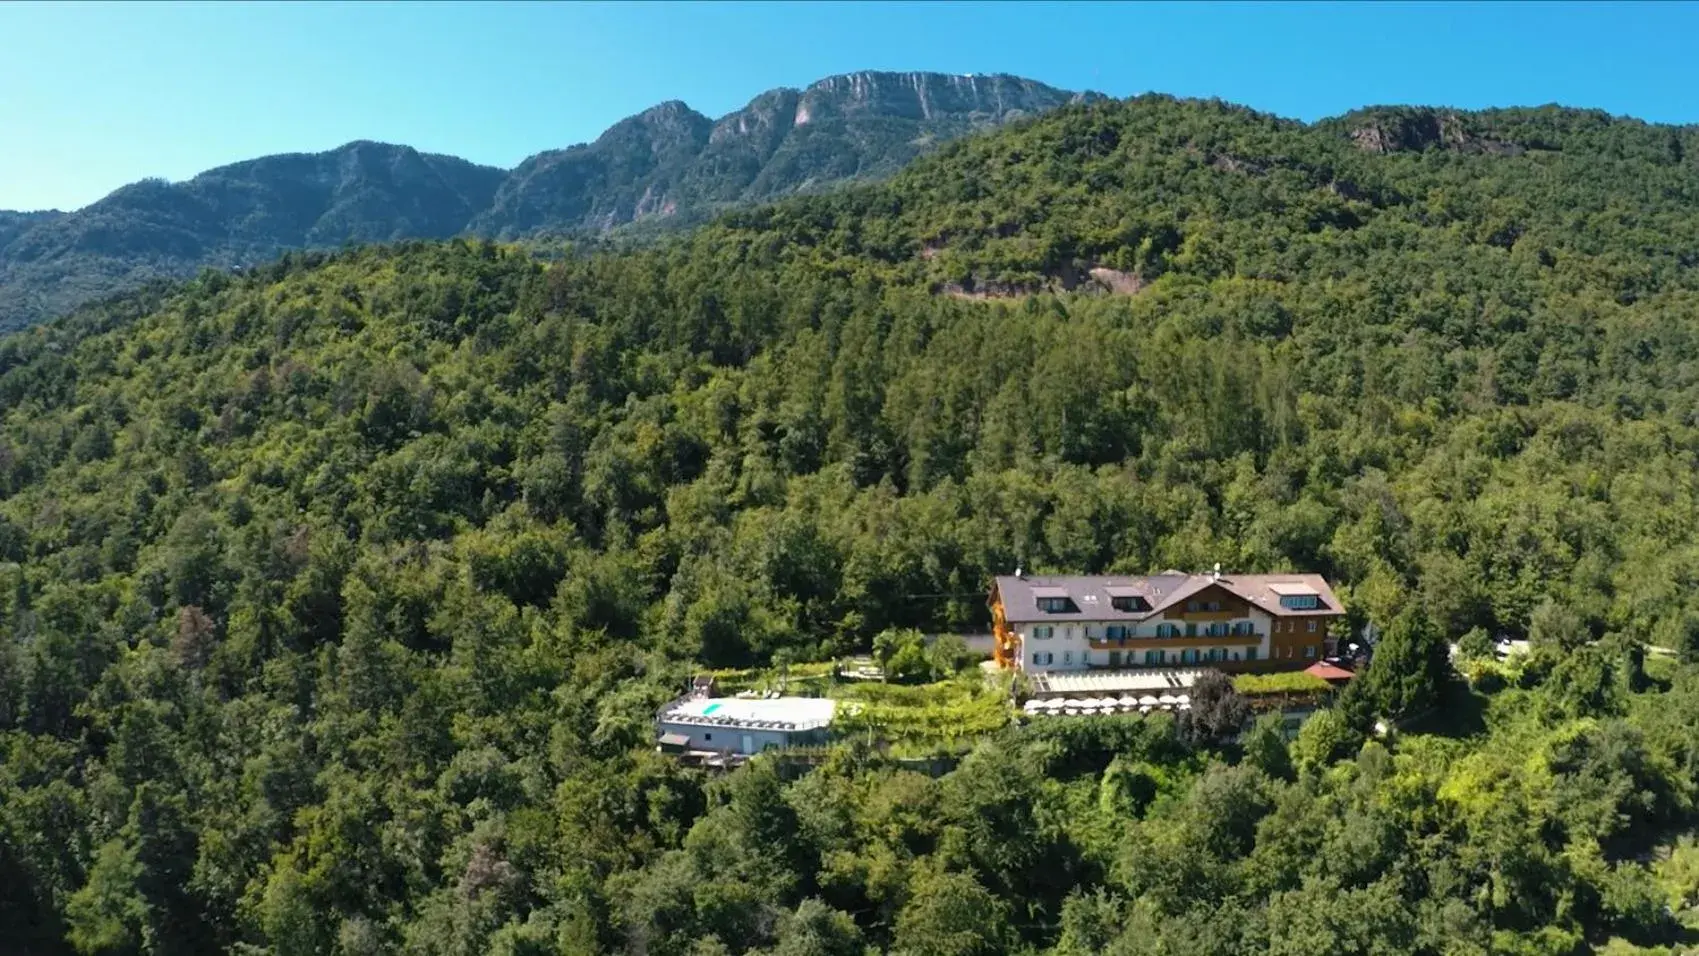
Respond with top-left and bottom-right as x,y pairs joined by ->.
0,71 -> 1094,330
794,71 -> 1091,125
1332,106 -> 1528,156
471,71 -> 1095,239
470,101 -> 716,236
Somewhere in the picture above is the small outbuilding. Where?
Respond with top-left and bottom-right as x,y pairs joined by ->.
1303,660 -> 1357,687
655,696 -> 837,756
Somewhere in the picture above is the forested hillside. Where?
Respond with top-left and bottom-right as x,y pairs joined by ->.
0,72 -> 1088,332
3,94 -> 1699,954
0,145 -> 507,335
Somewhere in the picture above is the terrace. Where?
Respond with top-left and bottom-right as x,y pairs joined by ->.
1027,667 -> 1207,698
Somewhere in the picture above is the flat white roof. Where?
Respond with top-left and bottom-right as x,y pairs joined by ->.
661,696 -> 836,730
1266,582 -> 1319,595
1030,668 -> 1206,696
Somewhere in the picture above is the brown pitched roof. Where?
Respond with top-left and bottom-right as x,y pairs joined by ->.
1304,661 -> 1357,682
994,571 -> 1342,624
1219,574 -> 1342,619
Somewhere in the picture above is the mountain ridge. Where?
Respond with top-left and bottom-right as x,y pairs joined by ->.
0,70 -> 1095,331
5,78 -> 1693,333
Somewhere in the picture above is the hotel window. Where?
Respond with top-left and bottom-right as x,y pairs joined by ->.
1245,648 -> 1258,661
1063,651 -> 1072,664
1304,645 -> 1317,659
1279,594 -> 1320,610
1308,621 -> 1318,633
1106,625 -> 1128,639
1037,597 -> 1071,613
1034,626 -> 1054,640
1145,650 -> 1162,665
1185,623 -> 1197,637
1033,653 -> 1042,666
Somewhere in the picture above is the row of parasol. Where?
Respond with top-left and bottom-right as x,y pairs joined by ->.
1021,694 -> 1191,715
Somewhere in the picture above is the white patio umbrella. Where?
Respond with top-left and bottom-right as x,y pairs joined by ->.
1138,695 -> 1160,707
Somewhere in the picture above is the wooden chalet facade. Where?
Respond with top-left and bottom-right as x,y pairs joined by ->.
990,569 -> 1344,676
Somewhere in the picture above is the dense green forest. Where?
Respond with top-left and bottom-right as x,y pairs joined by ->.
3,94 -> 1699,954
0,72 -> 1087,332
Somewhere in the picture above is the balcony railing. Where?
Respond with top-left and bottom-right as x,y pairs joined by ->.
1087,631 -> 1262,650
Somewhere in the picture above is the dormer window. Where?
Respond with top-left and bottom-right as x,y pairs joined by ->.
1104,583 -> 1149,613
1269,582 -> 1322,610
1031,587 -> 1074,614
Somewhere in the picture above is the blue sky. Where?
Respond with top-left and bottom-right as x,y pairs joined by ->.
2,1 -> 1696,211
